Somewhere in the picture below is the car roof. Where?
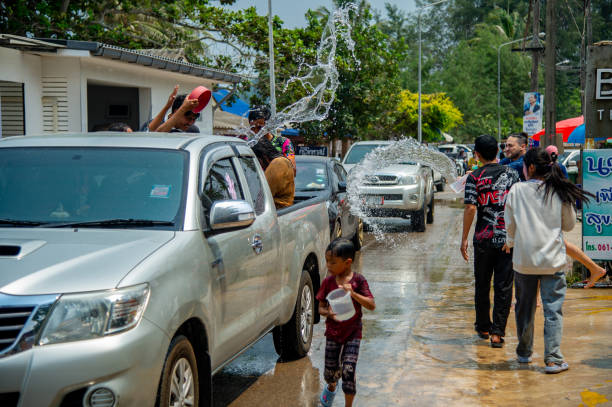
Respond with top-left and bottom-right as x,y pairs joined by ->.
349,140 -> 394,146
0,132 -> 242,150
295,155 -> 338,163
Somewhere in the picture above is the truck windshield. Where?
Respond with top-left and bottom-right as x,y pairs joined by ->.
343,145 -> 384,164
0,147 -> 187,228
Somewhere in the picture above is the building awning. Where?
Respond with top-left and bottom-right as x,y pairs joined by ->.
213,110 -> 245,134
0,34 -> 243,84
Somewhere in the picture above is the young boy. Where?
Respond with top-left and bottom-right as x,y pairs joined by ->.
460,134 -> 520,347
317,238 -> 375,407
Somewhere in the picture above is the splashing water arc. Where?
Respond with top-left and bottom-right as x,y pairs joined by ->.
239,3 -> 358,145
346,138 -> 458,242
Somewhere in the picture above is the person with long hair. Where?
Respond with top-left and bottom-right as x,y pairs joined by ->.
503,147 -> 604,374
252,137 -> 294,209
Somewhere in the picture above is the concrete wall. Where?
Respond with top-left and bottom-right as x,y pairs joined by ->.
0,47 -> 221,135
79,56 -> 216,133
0,47 -> 44,134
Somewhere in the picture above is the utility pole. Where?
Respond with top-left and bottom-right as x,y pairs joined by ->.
530,0 -> 541,92
268,0 -> 276,117
580,0 -> 592,116
543,0 -> 556,148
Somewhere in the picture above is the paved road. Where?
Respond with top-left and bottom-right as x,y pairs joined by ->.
213,195 -> 612,407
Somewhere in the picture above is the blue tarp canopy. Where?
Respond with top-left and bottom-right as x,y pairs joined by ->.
281,128 -> 301,137
213,89 -> 250,118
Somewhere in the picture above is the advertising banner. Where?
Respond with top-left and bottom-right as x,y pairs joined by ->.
582,149 -> 612,260
523,92 -> 543,137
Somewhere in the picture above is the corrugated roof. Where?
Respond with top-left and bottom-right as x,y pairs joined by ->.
0,34 -> 243,84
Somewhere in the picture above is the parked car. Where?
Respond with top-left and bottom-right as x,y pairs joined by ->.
437,144 -> 474,161
0,133 -> 329,406
342,141 -> 435,232
560,149 -> 580,179
438,150 -> 465,177
295,155 -> 363,249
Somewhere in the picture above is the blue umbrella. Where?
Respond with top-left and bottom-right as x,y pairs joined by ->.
567,124 -> 606,143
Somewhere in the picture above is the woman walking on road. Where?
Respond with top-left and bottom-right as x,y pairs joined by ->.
503,147 -> 603,374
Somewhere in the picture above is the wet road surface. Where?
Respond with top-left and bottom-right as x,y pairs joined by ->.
213,198 -> 612,406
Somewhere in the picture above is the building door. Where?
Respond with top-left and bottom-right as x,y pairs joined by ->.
87,84 -> 139,131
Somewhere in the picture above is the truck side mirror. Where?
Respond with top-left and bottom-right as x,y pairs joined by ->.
209,200 -> 255,230
338,181 -> 347,192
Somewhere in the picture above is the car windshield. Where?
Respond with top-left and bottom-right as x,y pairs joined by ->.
559,150 -> 577,164
295,162 -> 328,191
438,147 -> 454,154
0,147 -> 187,228
343,144 -> 386,164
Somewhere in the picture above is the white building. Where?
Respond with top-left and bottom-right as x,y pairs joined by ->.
0,34 -> 242,137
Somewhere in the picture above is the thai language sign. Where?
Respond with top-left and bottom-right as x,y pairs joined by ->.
582,149 -> 612,260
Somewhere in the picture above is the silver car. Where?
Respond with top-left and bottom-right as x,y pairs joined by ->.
0,133 -> 329,407
343,141 -> 435,232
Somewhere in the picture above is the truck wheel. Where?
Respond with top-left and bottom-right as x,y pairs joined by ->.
436,181 -> 444,192
157,335 -> 199,407
273,271 -> 314,361
426,195 -> 434,224
352,219 -> 363,250
412,206 -> 426,232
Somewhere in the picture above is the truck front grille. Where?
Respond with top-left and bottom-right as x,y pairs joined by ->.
0,306 -> 34,353
364,175 -> 398,185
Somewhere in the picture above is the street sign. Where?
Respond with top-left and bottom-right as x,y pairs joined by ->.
296,146 -> 328,156
582,149 -> 612,260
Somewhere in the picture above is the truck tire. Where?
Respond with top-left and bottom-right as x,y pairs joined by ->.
157,335 -> 199,407
352,219 -> 363,250
273,271 -> 314,361
412,206 -> 426,232
426,194 -> 434,224
436,181 -> 444,192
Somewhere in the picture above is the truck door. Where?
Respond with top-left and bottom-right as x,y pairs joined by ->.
233,149 -> 282,328
200,149 -> 271,361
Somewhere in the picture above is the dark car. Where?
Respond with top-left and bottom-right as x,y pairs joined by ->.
294,155 -> 363,250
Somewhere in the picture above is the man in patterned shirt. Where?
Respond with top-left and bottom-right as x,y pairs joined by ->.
461,134 -> 520,348
248,105 -> 296,173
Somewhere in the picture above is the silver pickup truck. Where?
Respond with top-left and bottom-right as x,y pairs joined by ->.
0,133 -> 329,407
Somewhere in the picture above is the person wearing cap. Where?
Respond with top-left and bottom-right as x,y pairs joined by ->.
249,105 -> 296,172
141,85 -> 200,133
544,145 -> 569,178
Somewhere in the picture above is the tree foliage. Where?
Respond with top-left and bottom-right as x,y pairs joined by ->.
2,0 -> 611,144
394,90 -> 463,141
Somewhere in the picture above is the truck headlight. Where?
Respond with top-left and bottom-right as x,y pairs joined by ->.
39,284 -> 150,345
401,175 -> 420,184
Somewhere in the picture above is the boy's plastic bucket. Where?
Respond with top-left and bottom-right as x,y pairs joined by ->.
326,288 -> 355,321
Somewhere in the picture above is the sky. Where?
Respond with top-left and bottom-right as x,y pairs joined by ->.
225,0 -> 417,28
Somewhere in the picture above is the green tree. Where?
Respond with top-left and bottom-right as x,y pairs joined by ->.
434,22 -> 532,140
394,90 -> 463,141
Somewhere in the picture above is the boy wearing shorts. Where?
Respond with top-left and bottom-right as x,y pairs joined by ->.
317,238 -> 375,407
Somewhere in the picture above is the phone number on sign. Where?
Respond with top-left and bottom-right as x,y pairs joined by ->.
585,242 -> 612,252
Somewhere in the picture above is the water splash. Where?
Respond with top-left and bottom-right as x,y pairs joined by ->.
234,4 -> 358,144
346,138 -> 458,242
